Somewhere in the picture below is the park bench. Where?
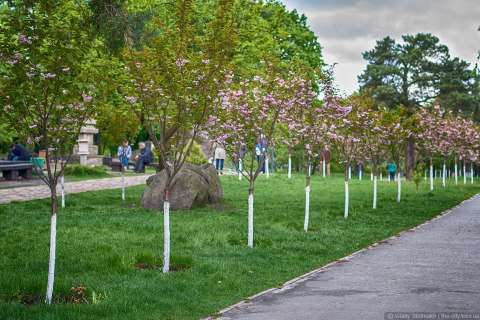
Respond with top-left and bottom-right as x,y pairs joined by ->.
110,161 -> 160,173
0,161 -> 35,180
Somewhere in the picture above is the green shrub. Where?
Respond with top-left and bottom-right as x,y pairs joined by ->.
64,164 -> 110,176
183,140 -> 207,165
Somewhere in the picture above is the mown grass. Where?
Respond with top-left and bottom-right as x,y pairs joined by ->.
0,172 -> 478,319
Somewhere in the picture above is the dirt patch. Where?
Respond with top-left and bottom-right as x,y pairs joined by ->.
8,295 -> 43,307
7,294 -> 90,307
210,204 -> 234,212
135,263 -> 193,271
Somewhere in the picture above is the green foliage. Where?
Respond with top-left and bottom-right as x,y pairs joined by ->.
359,33 -> 479,120
0,123 -> 16,154
183,140 -> 207,165
411,163 -> 425,193
63,164 -> 110,176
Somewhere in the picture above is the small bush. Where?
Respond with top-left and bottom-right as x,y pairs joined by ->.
64,164 -> 110,176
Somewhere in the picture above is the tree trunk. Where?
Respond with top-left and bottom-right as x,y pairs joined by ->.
373,172 -> 377,209
266,158 -> 269,178
405,136 -> 415,181
122,162 -> 125,201
163,189 -> 170,273
397,166 -> 401,202
442,159 -> 446,188
348,166 -> 351,179
471,162 -> 474,184
322,154 -> 326,178
288,152 -> 291,178
454,157 -> 458,185
61,174 -> 65,208
430,158 -> 433,191
239,160 -> 242,181
464,164 -> 466,185
344,169 -> 349,218
304,174 -> 310,232
248,182 -> 254,248
45,194 -> 57,303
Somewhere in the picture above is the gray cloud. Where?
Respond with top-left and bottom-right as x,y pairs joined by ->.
280,0 -> 480,93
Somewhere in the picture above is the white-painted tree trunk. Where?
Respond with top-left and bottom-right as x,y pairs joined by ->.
288,154 -> 291,178
359,170 -> 362,180
163,201 -> 170,273
442,163 -> 446,187
348,166 -> 351,179
424,170 -> 426,181
397,172 -> 401,202
430,164 -> 433,190
471,168 -> 474,184
308,165 -> 311,176
304,186 -> 310,232
455,163 -> 458,185
322,160 -> 325,178
239,161 -> 242,181
373,174 -> 377,209
344,180 -> 349,218
266,158 -> 269,178
45,199 -> 57,303
248,194 -> 254,247
122,171 -> 125,201
380,172 -> 382,181
371,172 -> 373,181
464,165 -> 466,184
61,175 -> 65,208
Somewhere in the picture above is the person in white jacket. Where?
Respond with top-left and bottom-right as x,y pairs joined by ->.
212,142 -> 226,175
117,140 -> 132,170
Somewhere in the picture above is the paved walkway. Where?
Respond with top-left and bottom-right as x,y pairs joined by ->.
215,195 -> 480,320
0,174 -> 153,204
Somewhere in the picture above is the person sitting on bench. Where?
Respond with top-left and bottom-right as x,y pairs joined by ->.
117,140 -> 132,170
9,143 -> 31,161
133,142 -> 154,174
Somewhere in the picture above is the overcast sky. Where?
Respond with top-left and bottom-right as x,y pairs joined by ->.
280,0 -> 480,96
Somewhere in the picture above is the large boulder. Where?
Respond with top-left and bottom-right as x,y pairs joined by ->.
140,162 -> 223,211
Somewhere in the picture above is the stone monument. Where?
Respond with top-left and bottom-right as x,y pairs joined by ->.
73,119 -> 98,155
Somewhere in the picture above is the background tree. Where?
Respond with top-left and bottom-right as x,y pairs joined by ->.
0,0 -> 100,302
358,33 -> 478,179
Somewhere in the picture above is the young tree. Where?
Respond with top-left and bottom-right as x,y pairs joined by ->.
123,0 -> 237,272
416,106 -> 445,191
438,115 -> 455,188
283,72 -> 322,231
0,1 -> 99,302
207,58 -> 301,246
328,90 -> 365,218
358,106 -> 385,209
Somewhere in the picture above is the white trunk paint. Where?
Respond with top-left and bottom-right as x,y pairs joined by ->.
348,167 -> 351,179
248,194 -> 254,247
61,175 -> 65,208
397,172 -> 401,202
266,158 -> 269,178
288,155 -> 291,178
239,161 -> 242,181
304,186 -> 310,232
442,164 -> 446,187
344,180 -> 349,218
373,175 -> 377,209
163,201 -> 170,273
359,170 -> 362,180
380,173 -> 382,181
371,173 -> 373,181
430,165 -> 433,191
322,160 -> 325,178
45,212 -> 57,303
308,165 -> 311,176
122,171 -> 125,201
455,164 -> 458,185
471,168 -> 474,184
464,165 -> 466,184
424,170 -> 426,181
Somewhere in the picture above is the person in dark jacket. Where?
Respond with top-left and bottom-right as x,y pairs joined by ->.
133,142 -> 154,173
10,143 -> 31,161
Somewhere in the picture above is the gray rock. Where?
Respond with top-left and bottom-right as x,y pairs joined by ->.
141,162 -> 223,211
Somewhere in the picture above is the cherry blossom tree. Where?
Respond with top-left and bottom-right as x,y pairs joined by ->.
123,0 -> 237,272
357,106 -> 386,209
207,58 -> 301,246
0,2 -> 100,303
327,91 -> 365,218
438,113 -> 455,188
416,106 -> 445,191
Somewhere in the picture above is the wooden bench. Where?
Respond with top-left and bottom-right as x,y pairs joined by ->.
0,162 -> 35,180
111,161 -> 160,173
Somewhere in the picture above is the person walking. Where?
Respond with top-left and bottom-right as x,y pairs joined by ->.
132,142 -> 153,173
117,140 -> 132,170
9,143 -> 31,161
212,142 -> 226,175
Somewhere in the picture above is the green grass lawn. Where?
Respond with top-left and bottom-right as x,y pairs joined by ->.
0,172 -> 478,319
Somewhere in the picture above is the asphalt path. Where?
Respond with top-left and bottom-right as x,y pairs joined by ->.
215,194 -> 480,320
